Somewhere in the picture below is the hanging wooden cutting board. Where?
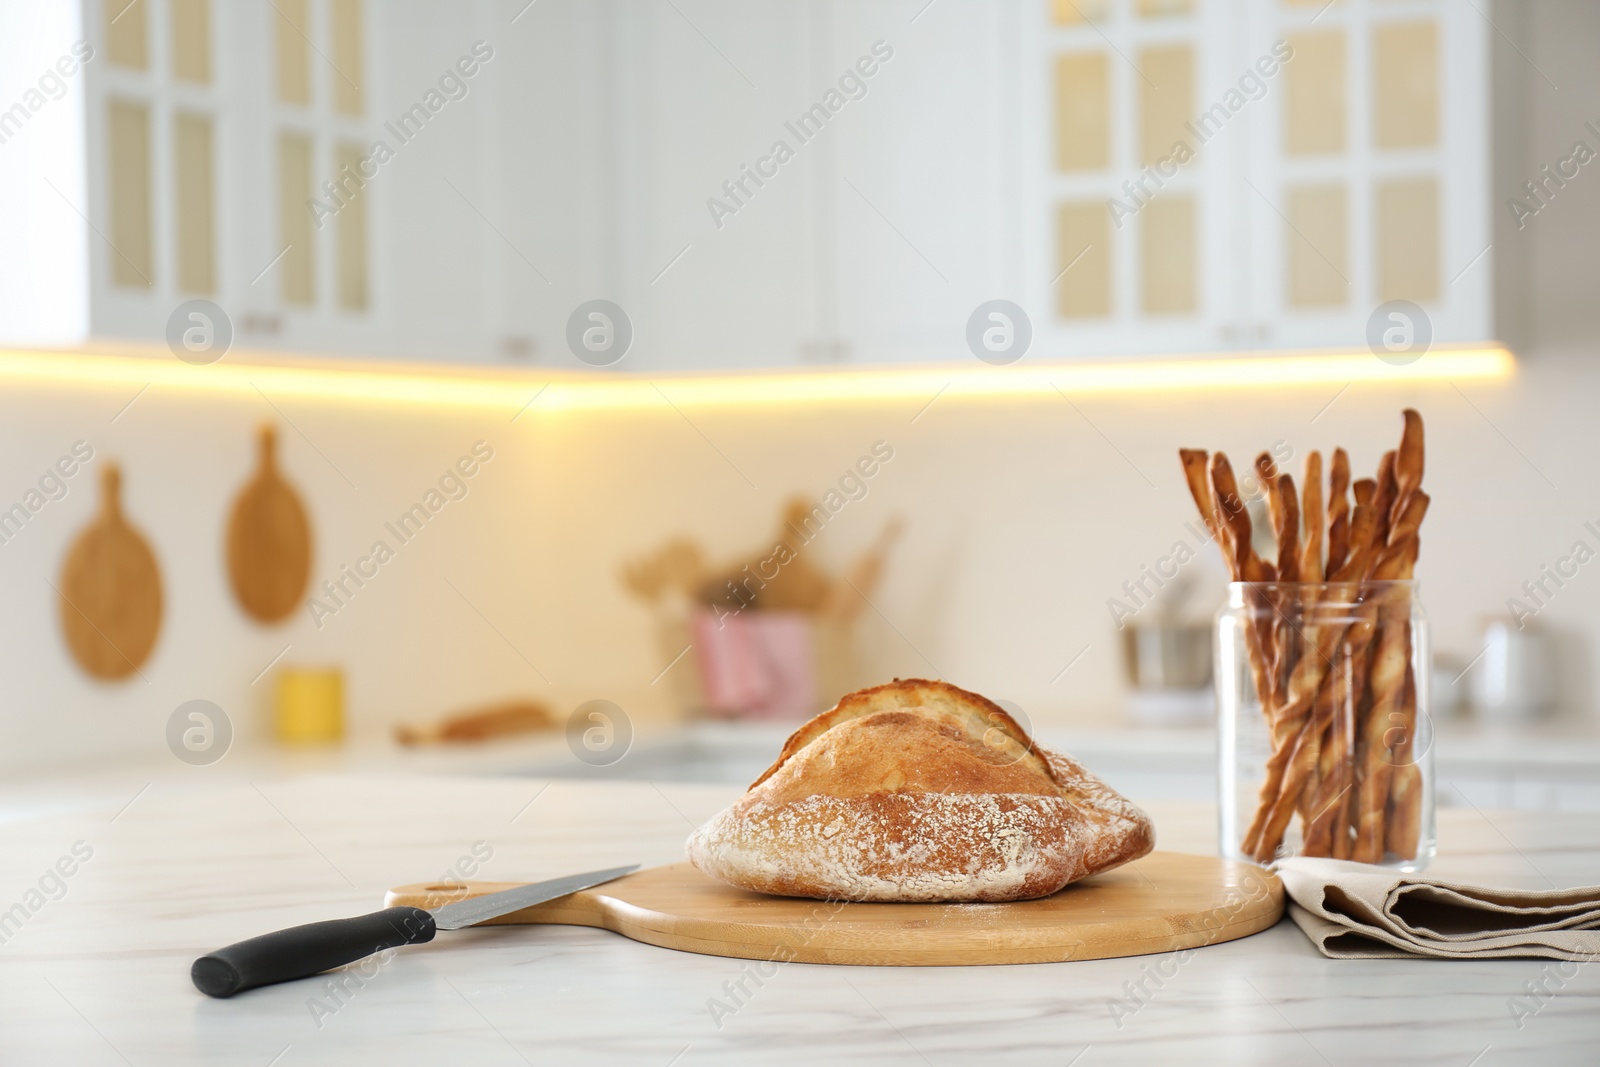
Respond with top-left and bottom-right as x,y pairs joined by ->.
227,425 -> 311,623
59,464 -> 163,680
386,852 -> 1282,966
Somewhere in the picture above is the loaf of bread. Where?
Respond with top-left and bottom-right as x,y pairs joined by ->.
686,679 -> 1155,902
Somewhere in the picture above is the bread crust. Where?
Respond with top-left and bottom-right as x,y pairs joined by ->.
687,679 -> 1155,902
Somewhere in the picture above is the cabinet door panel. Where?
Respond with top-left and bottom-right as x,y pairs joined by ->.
1023,0 -> 1237,359
1243,0 -> 1491,350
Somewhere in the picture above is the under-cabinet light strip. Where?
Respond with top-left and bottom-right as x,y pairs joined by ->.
0,345 -> 1514,412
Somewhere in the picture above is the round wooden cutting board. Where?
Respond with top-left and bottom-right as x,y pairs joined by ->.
59,464 -> 163,680
227,425 -> 311,623
386,852 -> 1283,966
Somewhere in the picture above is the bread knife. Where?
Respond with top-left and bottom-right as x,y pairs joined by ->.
191,863 -> 639,998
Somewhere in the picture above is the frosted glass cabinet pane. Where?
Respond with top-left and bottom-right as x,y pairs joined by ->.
1142,196 -> 1196,314
331,0 -> 365,116
1055,53 -> 1110,171
276,0 -> 312,105
1138,0 -> 1194,16
1285,31 -> 1345,156
1057,201 -> 1112,318
1052,0 -> 1111,25
170,0 -> 212,84
1287,185 -> 1347,308
1376,178 -> 1439,302
336,143 -> 369,310
107,99 -> 153,287
174,112 -> 215,294
105,0 -> 148,70
1140,45 -> 1194,166
1374,22 -> 1438,149
278,133 -> 315,304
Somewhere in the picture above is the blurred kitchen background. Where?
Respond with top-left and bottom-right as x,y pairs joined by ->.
2,0 -> 1599,810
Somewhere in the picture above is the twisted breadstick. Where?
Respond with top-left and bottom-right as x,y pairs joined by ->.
1381,457 -> 1426,861
1386,664 -> 1424,859
1210,453 -> 1281,712
1300,452 -> 1324,583
1273,473 -> 1301,583
1351,534 -> 1419,862
1330,479 -> 1380,582
1183,449 -> 1276,717
1179,449 -> 1222,544
1325,448 -> 1351,574
1394,409 -> 1425,517
1301,632 -> 1372,856
1370,451 -> 1399,549
1210,453 -> 1270,583
1266,523 -> 1418,860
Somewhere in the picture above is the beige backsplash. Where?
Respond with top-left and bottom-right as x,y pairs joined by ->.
1,344 -> 1597,773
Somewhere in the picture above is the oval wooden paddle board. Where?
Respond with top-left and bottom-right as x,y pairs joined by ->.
386,852 -> 1283,966
227,425 -> 311,623
59,464 -> 163,680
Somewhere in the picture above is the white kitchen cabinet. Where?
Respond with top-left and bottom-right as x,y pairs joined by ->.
1021,0 -> 1494,359
1239,0 -> 1494,351
2,0 -> 519,363
0,0 -> 1503,369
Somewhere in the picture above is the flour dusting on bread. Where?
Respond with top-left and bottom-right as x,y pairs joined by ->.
686,679 -> 1155,902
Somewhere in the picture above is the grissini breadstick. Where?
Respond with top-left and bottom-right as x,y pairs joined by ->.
1386,715 -> 1424,858
1334,776 -> 1358,859
1393,409 -> 1425,516
1387,760 -> 1424,858
1255,452 -> 1282,536
1329,479 -> 1380,582
1210,453 -> 1281,714
1325,448 -> 1351,574
1274,474 -> 1301,583
1272,529 -> 1415,860
1297,678 -> 1331,823
1265,470 -> 1301,700
1210,453 -> 1270,582
1383,536 -> 1425,856
1180,449 -> 1274,718
1302,633 -> 1370,856
1258,680 -> 1345,860
1179,449 -> 1223,544
1252,463 -> 1389,855
1256,539 -> 1406,862
1385,491 -> 1430,552
1209,454 -> 1252,580
1241,610 -> 1350,855
1370,451 -> 1399,549
1292,549 -> 1405,857
1352,611 -> 1408,862
1351,534 -> 1418,862
1293,454 -> 1326,816
1354,486 -> 1426,862
1300,452 -> 1324,583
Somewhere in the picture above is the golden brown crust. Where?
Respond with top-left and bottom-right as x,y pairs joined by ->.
749,677 -> 1049,789
688,680 -> 1155,902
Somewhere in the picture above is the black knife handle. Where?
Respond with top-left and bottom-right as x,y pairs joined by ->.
192,906 -> 436,998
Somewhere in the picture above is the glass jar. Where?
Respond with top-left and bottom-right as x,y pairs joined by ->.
1217,582 -> 1434,870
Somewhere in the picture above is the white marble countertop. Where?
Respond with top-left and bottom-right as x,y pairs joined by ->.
3,770 -> 1600,1066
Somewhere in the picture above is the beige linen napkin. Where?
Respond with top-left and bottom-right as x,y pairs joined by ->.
1275,857 -> 1600,960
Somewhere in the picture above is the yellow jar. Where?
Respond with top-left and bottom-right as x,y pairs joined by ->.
276,667 -> 344,744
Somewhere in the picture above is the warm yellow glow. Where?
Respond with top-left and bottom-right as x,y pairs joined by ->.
0,345 -> 1515,413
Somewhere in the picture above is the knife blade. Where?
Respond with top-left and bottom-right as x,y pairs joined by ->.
191,864 -> 639,998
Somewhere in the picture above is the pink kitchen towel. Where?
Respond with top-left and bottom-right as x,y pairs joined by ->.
691,609 -> 815,720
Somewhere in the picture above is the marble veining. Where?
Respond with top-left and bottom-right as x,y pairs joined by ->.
1,773 -> 1598,1065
